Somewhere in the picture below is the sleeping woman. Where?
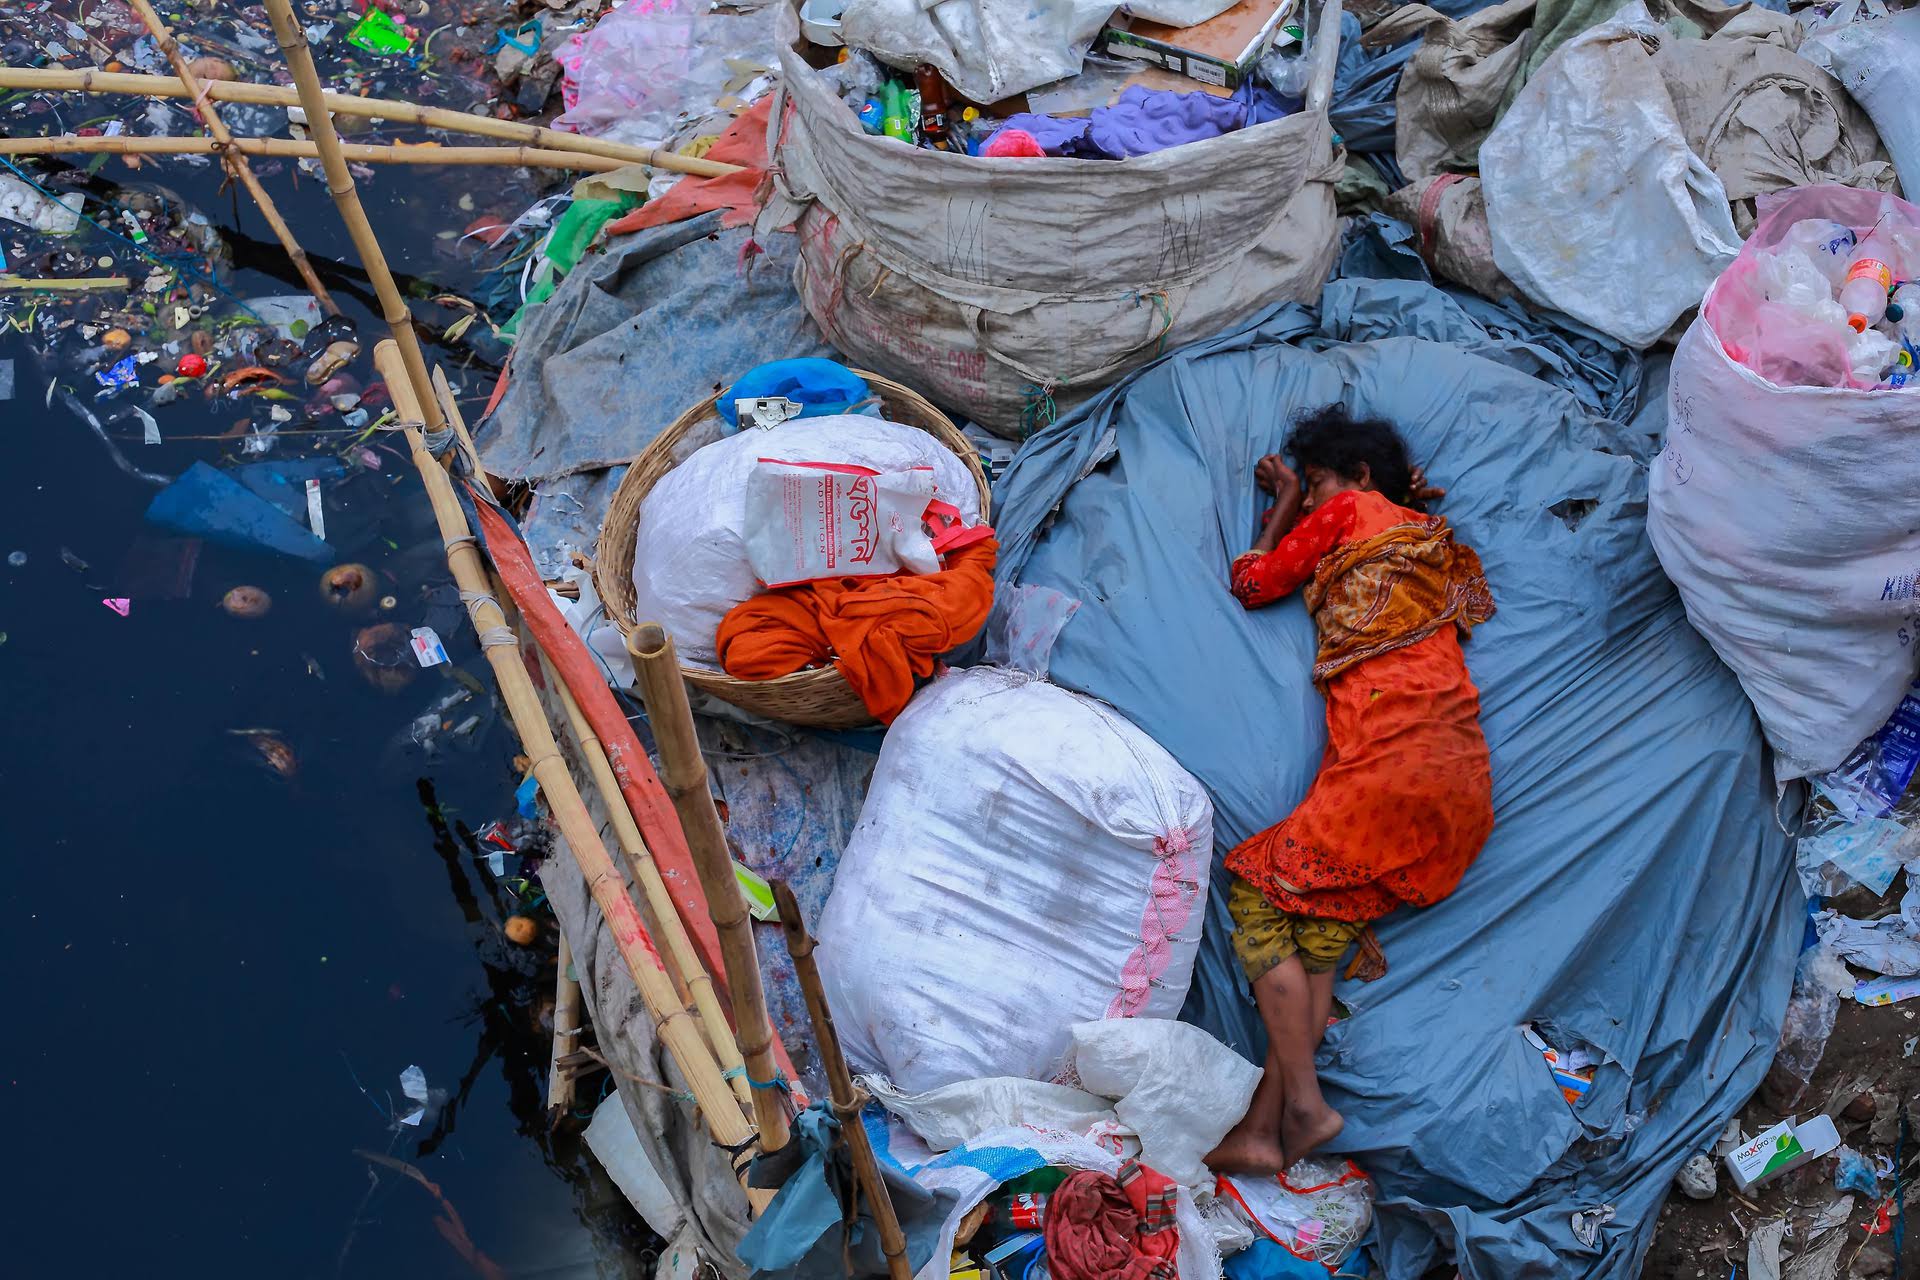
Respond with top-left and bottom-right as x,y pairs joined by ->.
1206,406 -> 1497,1175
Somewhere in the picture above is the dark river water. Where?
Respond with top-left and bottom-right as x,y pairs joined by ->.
3,102 -> 652,1276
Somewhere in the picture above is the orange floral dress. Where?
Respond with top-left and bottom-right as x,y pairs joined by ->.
1227,489 -> 1495,924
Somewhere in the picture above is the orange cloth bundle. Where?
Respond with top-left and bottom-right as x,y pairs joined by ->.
716,538 -> 998,723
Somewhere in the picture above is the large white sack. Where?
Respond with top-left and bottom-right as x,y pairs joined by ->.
1801,4 -> 1920,197
1647,189 -> 1920,781
818,667 -> 1214,1093
1481,1 -> 1741,347
764,0 -> 1344,438
628,414 -> 981,667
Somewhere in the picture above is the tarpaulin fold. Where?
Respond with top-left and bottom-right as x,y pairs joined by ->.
986,277 -> 1799,1277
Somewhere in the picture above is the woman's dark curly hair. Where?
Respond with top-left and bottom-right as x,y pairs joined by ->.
1285,406 -> 1423,512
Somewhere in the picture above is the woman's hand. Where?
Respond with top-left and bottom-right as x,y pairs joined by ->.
1409,465 -> 1447,506
1256,453 -> 1298,497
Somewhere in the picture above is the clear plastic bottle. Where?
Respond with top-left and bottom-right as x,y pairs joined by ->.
1780,218 -> 1858,285
1846,326 -> 1900,384
1888,282 -> 1920,346
1839,224 -> 1903,333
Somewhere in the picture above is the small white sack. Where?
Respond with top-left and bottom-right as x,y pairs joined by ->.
630,414 -> 981,667
1068,1019 -> 1263,1190
818,666 -> 1213,1094
742,460 -> 944,587
1480,1 -> 1741,347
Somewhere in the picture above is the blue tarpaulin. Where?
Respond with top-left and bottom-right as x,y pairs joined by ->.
985,273 -> 1800,1275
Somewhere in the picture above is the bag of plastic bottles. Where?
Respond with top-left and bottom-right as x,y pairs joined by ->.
1648,184 -> 1920,780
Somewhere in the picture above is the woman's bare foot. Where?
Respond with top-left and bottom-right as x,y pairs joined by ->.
1280,1100 -> 1344,1168
1205,1124 -> 1288,1176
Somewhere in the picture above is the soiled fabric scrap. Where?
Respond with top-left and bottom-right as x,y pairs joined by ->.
987,86 -> 1248,160
716,538 -> 997,722
1044,1161 -> 1180,1280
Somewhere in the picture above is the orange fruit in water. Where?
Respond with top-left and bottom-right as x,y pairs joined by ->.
504,916 -> 538,945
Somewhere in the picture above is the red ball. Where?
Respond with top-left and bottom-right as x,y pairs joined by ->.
176,352 -> 208,378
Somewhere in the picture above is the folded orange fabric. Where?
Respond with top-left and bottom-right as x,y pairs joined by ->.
716,538 -> 998,723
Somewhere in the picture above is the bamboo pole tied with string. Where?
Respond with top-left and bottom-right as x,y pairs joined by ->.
629,624 -> 793,1159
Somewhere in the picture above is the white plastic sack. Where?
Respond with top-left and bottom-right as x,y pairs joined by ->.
1800,5 -> 1920,198
630,415 -> 981,666
837,0 -> 1113,104
817,667 -> 1214,1094
862,1073 -> 1124,1153
1646,184 -> 1920,780
1481,1 -> 1742,347
1220,1159 -> 1374,1267
766,0 -> 1345,437
584,1094 -> 689,1241
1067,1019 -> 1262,1190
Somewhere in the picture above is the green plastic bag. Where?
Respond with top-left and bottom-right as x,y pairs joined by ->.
347,8 -> 413,55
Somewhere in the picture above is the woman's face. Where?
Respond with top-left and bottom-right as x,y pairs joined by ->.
1301,463 -> 1372,514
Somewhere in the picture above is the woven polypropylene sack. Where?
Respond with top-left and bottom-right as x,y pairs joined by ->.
1648,185 -> 1920,781
817,667 -> 1213,1093
764,0 -> 1344,438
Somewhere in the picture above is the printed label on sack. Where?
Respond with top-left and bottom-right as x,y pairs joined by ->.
743,458 -> 948,587
1846,257 -> 1893,289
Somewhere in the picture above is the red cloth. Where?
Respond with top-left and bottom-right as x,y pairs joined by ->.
715,538 -> 998,724
1044,1163 -> 1180,1280
1224,489 -> 1495,924
603,95 -> 772,235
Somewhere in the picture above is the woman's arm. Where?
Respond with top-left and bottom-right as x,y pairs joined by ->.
1230,490 -> 1358,609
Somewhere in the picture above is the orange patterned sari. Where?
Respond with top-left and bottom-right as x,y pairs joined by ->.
1227,489 -> 1495,924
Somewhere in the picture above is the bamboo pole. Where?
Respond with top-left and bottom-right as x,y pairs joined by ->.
0,133 -> 631,171
127,0 -> 339,315
375,341 -> 769,1207
629,624 -> 792,1159
0,275 -> 130,291
0,67 -> 745,178
548,933 -> 583,1115
261,0 -> 444,441
550,665 -> 757,1113
772,881 -> 911,1280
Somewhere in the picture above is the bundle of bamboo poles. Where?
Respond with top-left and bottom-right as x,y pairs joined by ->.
0,66 -> 745,178
0,135 -> 633,172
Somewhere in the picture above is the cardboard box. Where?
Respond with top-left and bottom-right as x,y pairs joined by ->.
1724,1115 -> 1840,1193
1099,0 -> 1297,90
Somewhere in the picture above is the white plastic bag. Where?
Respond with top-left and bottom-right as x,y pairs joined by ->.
1801,5 -> 1920,197
1220,1159 -> 1375,1267
630,415 -> 982,667
817,667 -> 1213,1093
742,460 -> 943,586
1067,1019 -> 1262,1190
1647,185 -> 1920,781
554,0 -> 721,147
1480,2 -> 1741,347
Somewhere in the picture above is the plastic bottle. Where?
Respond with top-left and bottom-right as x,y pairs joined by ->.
857,97 -> 884,135
916,64 -> 954,150
1780,218 -> 1858,285
1887,282 -> 1920,344
1846,325 -> 1900,384
880,80 -> 911,141
1839,227 -> 1902,332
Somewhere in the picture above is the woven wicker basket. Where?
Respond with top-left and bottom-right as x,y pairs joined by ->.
595,372 -> 991,729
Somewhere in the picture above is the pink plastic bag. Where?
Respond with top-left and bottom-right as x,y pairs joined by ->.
554,0 -> 713,144
1703,184 -> 1920,389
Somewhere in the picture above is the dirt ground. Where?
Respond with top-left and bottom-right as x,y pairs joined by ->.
1640,997 -> 1920,1279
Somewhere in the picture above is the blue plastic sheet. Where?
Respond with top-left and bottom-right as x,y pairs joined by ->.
986,280 -> 1800,1276
478,213 -> 830,484
145,461 -> 333,562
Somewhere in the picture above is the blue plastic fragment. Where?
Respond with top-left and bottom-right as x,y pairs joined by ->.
144,462 -> 333,562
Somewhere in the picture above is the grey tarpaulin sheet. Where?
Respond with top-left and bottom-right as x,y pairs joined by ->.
478,213 -> 829,484
985,279 -> 1801,1276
